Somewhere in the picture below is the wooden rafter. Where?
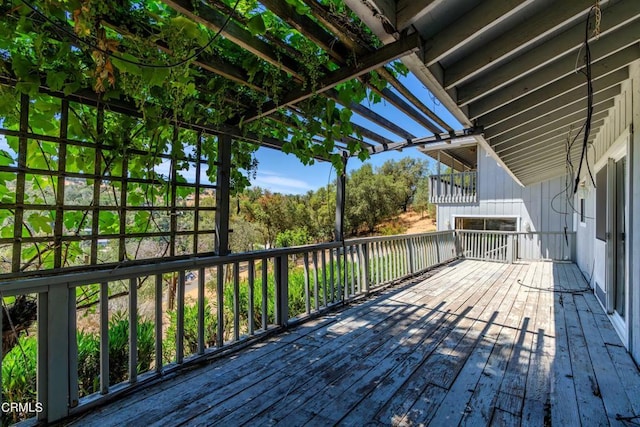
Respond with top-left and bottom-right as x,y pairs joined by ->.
242,31 -> 422,123
161,0 -> 304,80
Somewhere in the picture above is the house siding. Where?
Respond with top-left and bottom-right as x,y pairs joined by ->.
436,146 -> 572,234
575,61 -> 639,362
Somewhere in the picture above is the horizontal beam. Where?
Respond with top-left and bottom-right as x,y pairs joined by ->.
478,68 -> 628,127
369,127 -> 482,154
468,44 -> 639,118
396,0 -> 439,31
423,0 -> 529,66
485,85 -> 620,140
458,17 -> 640,105
445,0 -> 594,87
505,131 -> 599,168
490,102 -> 612,148
494,116 -> 605,158
243,31 -> 422,123
377,67 -> 452,131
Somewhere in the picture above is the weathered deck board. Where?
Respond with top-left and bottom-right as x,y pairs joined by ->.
67,261 -> 640,427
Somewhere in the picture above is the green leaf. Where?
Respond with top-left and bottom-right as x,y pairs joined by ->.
247,14 -> 266,36
111,53 -> 144,76
28,213 -> 53,234
46,71 -> 67,91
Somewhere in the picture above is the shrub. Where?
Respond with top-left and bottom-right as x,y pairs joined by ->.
164,299 -> 217,363
1,335 -> 37,424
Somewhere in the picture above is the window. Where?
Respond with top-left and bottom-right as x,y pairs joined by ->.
596,166 -> 607,241
455,217 -> 517,231
580,198 -> 585,224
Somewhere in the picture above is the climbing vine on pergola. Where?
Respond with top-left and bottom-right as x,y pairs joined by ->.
0,0 -> 452,276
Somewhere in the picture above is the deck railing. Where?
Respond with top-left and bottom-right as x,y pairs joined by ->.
429,171 -> 477,204
0,231 -> 458,424
456,230 -> 576,263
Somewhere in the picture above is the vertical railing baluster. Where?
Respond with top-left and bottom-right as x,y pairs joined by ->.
37,292 -> 48,421
328,249 -> 335,303
303,252 -> 311,315
69,290 -> 78,408
216,264 -> 224,347
336,247 -> 343,301
155,274 -> 163,373
354,245 -> 361,294
197,267 -> 205,354
349,245 -> 356,296
363,243 -> 371,292
233,262 -> 240,341
321,249 -> 328,307
248,260 -> 255,335
312,251 -> 319,311
261,259 -> 268,330
100,282 -> 109,394
374,241 -> 380,286
274,255 -> 289,326
129,278 -> 138,382
176,272 -> 185,363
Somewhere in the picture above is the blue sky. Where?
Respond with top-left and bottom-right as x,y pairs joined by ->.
250,72 -> 462,194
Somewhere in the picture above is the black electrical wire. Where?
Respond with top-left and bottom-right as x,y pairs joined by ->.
19,0 -> 241,69
573,6 -> 598,194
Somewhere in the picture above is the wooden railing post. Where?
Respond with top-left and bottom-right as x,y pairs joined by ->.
39,287 -> 75,422
274,255 -> 289,326
506,233 -> 514,264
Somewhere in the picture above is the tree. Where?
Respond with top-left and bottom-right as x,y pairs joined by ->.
413,177 -> 435,219
345,164 -> 399,234
378,158 -> 429,212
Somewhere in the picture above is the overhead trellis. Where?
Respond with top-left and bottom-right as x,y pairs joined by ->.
0,0 -> 456,277
0,0 -> 452,167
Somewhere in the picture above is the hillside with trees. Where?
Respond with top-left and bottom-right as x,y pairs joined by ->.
229,156 -> 436,251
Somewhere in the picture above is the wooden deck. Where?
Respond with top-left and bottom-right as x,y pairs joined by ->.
67,260 -> 640,427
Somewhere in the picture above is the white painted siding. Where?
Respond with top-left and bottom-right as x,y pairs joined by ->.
436,146 -> 572,233
574,62 -> 639,362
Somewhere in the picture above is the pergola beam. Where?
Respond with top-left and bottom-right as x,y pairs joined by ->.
243,32 -> 422,123
161,0 -> 303,79
265,0 -> 447,136
377,67 -> 452,131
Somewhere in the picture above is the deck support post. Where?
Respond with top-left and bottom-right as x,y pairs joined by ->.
334,155 -> 347,242
38,287 -> 75,422
215,134 -> 232,256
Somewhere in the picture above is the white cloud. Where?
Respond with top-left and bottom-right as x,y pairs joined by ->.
251,170 -> 314,194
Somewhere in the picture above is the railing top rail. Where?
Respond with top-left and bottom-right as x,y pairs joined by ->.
456,230 -> 576,235
345,230 -> 454,244
0,230 -> 456,292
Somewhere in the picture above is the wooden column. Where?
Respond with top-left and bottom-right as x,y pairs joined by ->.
215,134 -> 232,255
334,155 -> 347,242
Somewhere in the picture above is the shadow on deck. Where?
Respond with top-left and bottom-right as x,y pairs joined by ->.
64,260 -> 640,426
